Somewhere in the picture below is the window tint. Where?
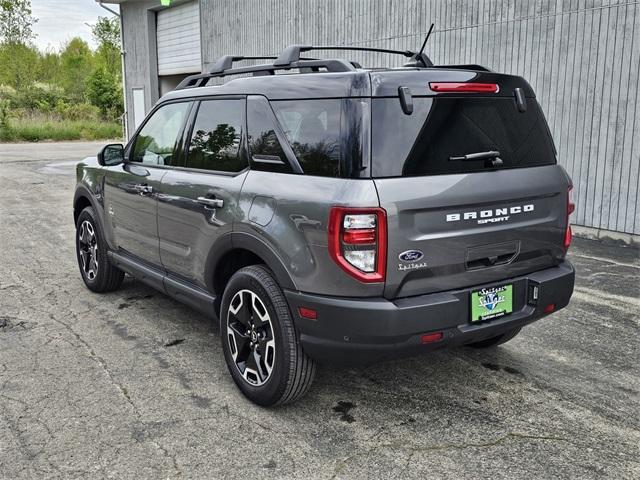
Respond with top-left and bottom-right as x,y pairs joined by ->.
186,99 -> 246,172
271,99 -> 341,177
247,99 -> 293,174
131,102 -> 190,166
371,97 -> 556,177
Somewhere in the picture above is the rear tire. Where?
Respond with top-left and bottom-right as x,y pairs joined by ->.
466,327 -> 522,349
75,206 -> 124,293
220,265 -> 316,406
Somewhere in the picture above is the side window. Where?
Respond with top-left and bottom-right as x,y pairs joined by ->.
247,98 -> 293,174
271,99 -> 342,177
186,99 -> 246,173
131,102 -> 190,166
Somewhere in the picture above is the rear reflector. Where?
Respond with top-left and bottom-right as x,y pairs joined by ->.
544,303 -> 556,313
429,82 -> 499,93
421,332 -> 444,344
298,307 -> 317,320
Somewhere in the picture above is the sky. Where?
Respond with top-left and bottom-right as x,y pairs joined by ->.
31,0 -> 120,51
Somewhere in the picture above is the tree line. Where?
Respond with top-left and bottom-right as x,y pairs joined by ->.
0,0 -> 124,140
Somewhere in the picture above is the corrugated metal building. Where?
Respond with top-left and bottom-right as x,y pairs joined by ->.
101,0 -> 639,238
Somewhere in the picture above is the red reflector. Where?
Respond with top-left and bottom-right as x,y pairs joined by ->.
421,332 -> 443,344
429,82 -> 499,93
298,307 -> 317,320
543,303 -> 556,313
343,228 -> 376,244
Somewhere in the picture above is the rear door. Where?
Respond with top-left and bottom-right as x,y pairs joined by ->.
157,97 -> 248,289
370,77 -> 571,299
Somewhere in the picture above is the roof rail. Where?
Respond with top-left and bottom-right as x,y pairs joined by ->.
175,42 -> 434,90
175,58 -> 355,90
274,44 -> 433,68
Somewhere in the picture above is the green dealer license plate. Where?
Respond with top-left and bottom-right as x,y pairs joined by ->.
470,284 -> 513,322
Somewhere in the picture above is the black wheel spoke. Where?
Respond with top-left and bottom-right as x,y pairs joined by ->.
226,288 -> 276,387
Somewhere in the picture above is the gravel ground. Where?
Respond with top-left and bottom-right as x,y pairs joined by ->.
0,141 -> 638,479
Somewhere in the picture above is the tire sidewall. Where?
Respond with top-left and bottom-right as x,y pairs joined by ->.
220,267 -> 292,405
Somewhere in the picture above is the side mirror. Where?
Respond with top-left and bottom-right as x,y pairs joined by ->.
98,143 -> 125,166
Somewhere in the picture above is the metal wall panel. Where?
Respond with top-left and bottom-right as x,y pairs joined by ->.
156,1 -> 201,75
196,0 -> 639,234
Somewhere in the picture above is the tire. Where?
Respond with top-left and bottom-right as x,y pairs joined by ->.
466,327 -> 522,349
220,265 -> 316,406
75,206 -> 124,293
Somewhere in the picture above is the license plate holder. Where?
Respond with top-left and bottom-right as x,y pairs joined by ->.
470,284 -> 513,322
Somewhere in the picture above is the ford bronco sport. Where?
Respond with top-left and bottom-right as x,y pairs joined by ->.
74,43 -> 575,405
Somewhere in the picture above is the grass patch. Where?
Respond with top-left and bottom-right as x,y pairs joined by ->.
0,116 -> 122,142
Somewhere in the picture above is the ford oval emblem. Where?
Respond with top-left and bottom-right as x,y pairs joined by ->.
399,250 -> 424,262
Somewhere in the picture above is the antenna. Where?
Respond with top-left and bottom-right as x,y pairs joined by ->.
404,23 -> 435,68
418,23 -> 435,57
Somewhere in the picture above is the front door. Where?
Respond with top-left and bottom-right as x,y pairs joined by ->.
158,97 -> 248,289
103,101 -> 192,266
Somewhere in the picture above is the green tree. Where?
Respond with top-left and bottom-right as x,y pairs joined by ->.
59,38 -> 94,101
0,42 -> 39,89
0,0 -> 37,45
86,66 -> 122,118
92,16 -> 121,76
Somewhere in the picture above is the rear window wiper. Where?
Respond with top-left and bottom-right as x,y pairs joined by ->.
449,150 -> 503,167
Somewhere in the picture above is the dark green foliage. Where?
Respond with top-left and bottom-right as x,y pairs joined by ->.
87,67 -> 123,119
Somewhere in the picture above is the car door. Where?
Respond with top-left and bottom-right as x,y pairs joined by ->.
157,97 -> 248,289
103,100 -> 192,266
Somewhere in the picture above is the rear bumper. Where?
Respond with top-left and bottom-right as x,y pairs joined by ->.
284,261 -> 574,365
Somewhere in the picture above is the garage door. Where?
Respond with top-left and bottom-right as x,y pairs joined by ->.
156,1 -> 201,75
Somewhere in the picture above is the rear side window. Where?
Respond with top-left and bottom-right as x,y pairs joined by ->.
247,99 -> 293,174
371,97 -> 556,177
271,99 -> 366,178
186,99 -> 246,173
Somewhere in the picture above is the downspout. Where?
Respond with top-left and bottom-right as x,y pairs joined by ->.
98,2 -> 128,140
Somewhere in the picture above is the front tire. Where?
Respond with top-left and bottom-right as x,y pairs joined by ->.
75,206 -> 124,293
220,265 -> 316,406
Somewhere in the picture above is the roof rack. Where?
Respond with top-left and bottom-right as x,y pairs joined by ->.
175,43 -> 434,90
274,44 -> 433,68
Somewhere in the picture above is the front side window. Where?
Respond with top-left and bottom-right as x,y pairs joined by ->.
131,102 -> 190,166
186,99 -> 246,173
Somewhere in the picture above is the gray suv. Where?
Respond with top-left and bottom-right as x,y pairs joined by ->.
73,45 -> 575,405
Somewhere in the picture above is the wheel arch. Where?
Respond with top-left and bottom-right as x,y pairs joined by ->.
206,232 -> 297,309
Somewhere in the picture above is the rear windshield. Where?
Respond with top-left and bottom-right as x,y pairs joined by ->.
371,97 -> 556,177
271,99 -> 366,178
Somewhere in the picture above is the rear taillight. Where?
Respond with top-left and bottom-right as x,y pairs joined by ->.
429,82 -> 499,93
564,185 -> 576,250
328,207 -> 387,283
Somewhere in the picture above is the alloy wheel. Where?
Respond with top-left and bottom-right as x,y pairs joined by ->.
78,220 -> 99,281
226,289 -> 276,386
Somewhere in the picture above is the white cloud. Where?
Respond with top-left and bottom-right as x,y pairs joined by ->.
31,0 -> 120,51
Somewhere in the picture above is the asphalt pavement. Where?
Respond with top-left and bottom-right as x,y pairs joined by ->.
0,141 -> 638,479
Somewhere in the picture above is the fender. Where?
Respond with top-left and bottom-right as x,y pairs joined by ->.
204,231 -> 297,295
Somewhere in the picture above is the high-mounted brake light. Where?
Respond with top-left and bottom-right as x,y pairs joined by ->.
429,82 -> 499,93
564,185 -> 575,250
328,207 -> 387,283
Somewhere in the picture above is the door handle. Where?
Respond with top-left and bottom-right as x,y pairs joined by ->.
197,196 -> 224,208
134,184 -> 153,195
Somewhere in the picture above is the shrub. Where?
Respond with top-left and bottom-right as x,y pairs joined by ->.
54,102 -> 100,121
86,67 -> 123,119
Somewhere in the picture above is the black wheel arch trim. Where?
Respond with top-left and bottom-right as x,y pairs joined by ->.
205,231 -> 297,295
